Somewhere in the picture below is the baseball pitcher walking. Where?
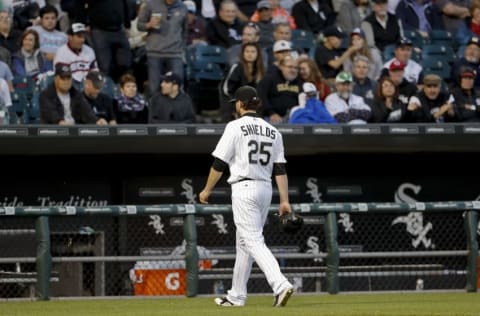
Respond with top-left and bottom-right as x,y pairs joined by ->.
199,85 -> 294,307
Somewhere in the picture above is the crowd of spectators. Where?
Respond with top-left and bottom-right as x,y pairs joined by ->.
0,0 -> 479,125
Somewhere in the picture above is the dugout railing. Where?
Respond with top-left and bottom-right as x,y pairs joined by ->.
0,202 -> 478,300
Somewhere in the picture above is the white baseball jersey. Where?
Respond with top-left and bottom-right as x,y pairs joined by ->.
212,113 -> 286,184
54,44 -> 97,82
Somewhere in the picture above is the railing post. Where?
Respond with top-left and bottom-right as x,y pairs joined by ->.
464,210 -> 478,292
35,215 -> 51,300
324,211 -> 339,294
183,213 -> 198,297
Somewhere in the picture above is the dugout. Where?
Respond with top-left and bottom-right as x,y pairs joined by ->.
0,123 -> 479,296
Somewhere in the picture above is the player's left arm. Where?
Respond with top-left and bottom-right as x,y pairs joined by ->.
275,168 -> 292,216
273,133 -> 291,215
199,158 -> 227,204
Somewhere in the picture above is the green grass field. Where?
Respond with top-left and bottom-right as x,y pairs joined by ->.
1,292 -> 479,316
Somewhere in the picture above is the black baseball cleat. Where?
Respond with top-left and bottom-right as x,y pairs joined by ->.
273,287 -> 294,307
214,296 -> 239,307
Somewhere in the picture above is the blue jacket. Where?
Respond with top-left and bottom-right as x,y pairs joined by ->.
12,50 -> 49,78
289,97 -> 337,124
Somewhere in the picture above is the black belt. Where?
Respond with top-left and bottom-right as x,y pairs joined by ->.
236,178 -> 253,183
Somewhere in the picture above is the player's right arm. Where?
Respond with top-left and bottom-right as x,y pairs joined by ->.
199,158 -> 227,204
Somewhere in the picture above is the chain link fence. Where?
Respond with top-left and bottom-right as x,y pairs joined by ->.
1,209 -> 477,298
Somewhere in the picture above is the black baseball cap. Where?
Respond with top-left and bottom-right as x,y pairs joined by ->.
229,86 -> 259,104
161,71 -> 181,85
54,63 -> 72,78
323,25 -> 346,38
86,70 -> 105,89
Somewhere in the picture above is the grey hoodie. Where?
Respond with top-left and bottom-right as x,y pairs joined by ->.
137,0 -> 188,58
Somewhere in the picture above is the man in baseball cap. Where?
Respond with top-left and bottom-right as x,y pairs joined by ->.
325,71 -> 371,124
149,71 -> 195,123
450,36 -> 480,86
381,36 -> 423,85
406,73 -> 455,123
388,59 -> 417,104
85,71 -> 105,90
40,63 -> 107,125
55,22 -> 97,83
83,70 -> 116,124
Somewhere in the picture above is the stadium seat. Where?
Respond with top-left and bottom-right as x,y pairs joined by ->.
383,44 -> 396,62
403,29 -> 428,48
456,45 -> 466,60
13,76 -> 35,98
36,72 -> 55,91
191,61 -> 224,81
421,59 -> 451,81
9,92 -> 28,124
190,44 -> 228,67
291,29 -> 316,55
429,29 -> 454,47
101,76 -> 120,98
421,44 -> 455,64
25,87 -> 41,124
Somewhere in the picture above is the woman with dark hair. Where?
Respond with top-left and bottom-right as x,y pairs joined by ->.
370,76 -> 407,122
12,28 -> 48,78
297,56 -> 330,102
220,42 -> 265,121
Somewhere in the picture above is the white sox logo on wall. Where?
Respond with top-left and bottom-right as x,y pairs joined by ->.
306,236 -> 323,263
211,214 -> 228,234
148,215 -> 165,235
181,178 -> 197,204
338,213 -> 354,232
305,177 -> 322,203
305,177 -> 354,233
392,183 -> 434,249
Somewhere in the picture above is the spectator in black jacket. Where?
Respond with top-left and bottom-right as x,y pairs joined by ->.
406,74 -> 455,122
451,67 -> 480,122
83,70 -> 117,125
291,0 -> 335,35
74,0 -> 132,81
206,0 -> 244,48
149,71 -> 195,123
40,63 -> 107,125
